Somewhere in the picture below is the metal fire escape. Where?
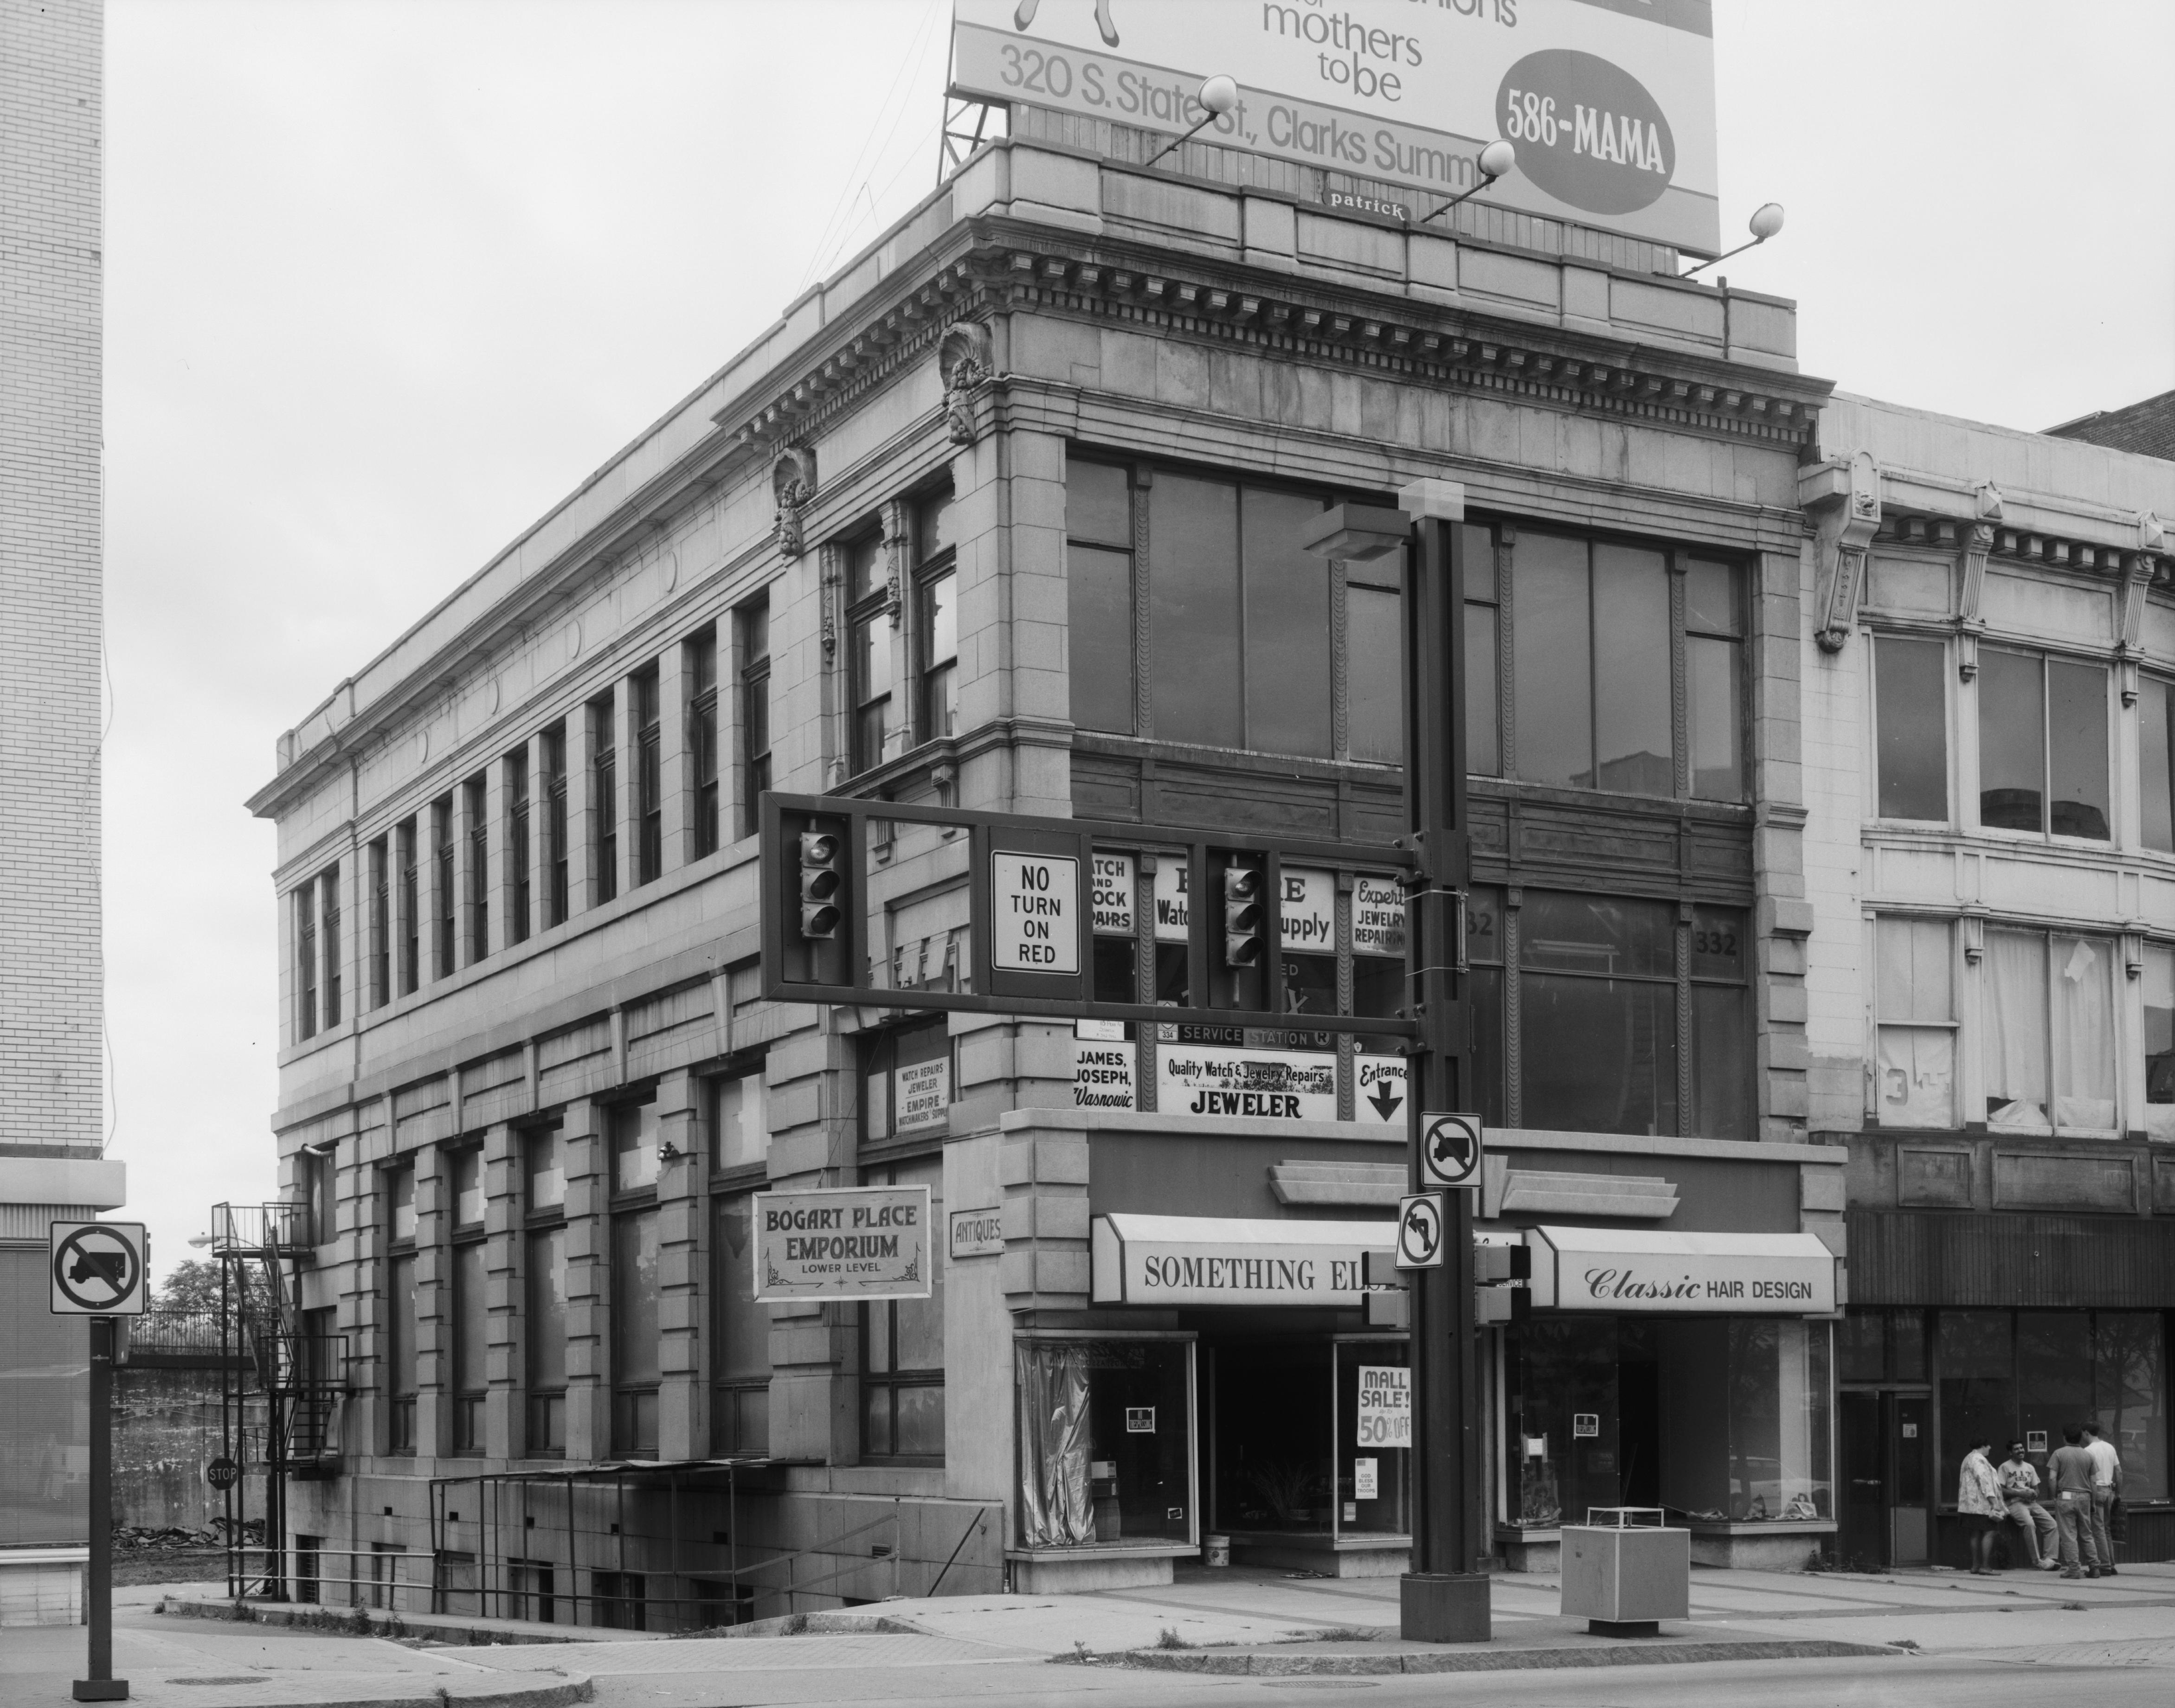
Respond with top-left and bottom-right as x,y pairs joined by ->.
209,1201 -> 349,1598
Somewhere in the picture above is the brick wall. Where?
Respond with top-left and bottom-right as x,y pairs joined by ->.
1,0 -> 104,1154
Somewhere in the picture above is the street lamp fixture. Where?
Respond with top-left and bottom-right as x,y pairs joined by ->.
1680,202 -> 1785,278
1143,75 -> 1239,168
1416,139 -> 1518,227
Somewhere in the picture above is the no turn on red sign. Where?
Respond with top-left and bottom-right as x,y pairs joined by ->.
50,1221 -> 149,1316
991,850 -> 1080,975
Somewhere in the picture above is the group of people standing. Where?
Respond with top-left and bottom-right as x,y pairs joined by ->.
1959,1425 -> 2124,1577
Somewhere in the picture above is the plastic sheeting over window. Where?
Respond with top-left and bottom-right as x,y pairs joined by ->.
1016,1342 -> 1091,1547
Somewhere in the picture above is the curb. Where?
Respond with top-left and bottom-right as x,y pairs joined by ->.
148,1678 -> 591,1708
1107,1637 -> 1903,1675
158,1595 -> 605,1647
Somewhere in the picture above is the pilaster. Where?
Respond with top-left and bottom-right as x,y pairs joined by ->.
560,1098 -> 610,1464
654,1070 -> 705,1459
482,1122 -> 520,1461
658,639 -> 689,875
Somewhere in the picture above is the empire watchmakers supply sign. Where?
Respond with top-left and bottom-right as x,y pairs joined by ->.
952,0 -> 1719,253
755,1186 -> 932,1302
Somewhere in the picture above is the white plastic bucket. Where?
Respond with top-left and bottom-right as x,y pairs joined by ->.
1204,1534 -> 1231,1568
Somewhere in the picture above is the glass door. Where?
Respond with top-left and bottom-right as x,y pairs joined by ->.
1887,1392 -> 1931,1565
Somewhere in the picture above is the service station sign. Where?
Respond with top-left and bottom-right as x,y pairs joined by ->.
952,0 -> 1720,253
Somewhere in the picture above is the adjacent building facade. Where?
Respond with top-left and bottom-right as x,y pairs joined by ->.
0,0 -> 124,1630
1801,398 -> 2175,1567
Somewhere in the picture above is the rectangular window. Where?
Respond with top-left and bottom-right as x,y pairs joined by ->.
368,836 -> 390,1008
1150,473 -> 1242,746
506,746 -> 531,946
524,1127 -> 564,1214
862,1157 -> 943,1461
541,723 -> 568,927
1512,531 -> 1595,790
451,1237 -> 487,1455
1519,891 -> 1681,1137
320,866 -> 342,1028
1985,927 -> 2116,1132
1688,904 -> 1749,1137
861,1019 -> 951,1143
687,627 -> 720,859
611,1210 -> 660,1457
847,533 -> 890,774
632,665 -> 662,886
299,1149 -> 335,1247
2144,677 -> 2175,854
1016,1338 -> 1194,1547
2147,945 -> 2175,1136
1685,558 -> 1743,802
397,817 -> 419,995
1463,522 -> 1499,776
431,796 -> 455,979
1066,458 -> 1134,735
1979,649 -> 2109,839
710,1070 -> 768,1172
295,881 -> 319,1040
463,774 -> 488,964
1874,635 -> 1948,821
387,1162 -> 417,1242
450,1145 -> 485,1229
712,1195 -> 770,1456
737,598 -> 770,835
524,1224 -> 566,1456
1346,577 -> 1403,764
1873,917 -> 1955,1128
386,1249 -> 418,1454
610,1100 -> 659,1194
915,486 -> 959,743
1242,488 -> 1332,758
588,694 -> 618,904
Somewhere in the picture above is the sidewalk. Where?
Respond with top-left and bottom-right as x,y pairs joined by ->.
22,1559 -> 2175,1705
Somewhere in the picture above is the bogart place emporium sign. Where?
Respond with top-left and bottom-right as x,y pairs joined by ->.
754,1185 -> 933,1302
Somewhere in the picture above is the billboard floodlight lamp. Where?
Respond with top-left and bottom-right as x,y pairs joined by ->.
1680,203 -> 1786,277
1416,140 -> 1517,226
1144,75 -> 1240,168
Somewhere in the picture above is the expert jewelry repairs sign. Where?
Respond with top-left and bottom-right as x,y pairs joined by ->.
755,1186 -> 933,1302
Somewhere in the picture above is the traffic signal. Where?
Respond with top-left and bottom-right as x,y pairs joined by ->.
798,826 -> 845,940
1222,861 -> 1264,967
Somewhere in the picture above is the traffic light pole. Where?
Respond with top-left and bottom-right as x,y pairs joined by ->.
75,1314 -> 126,1700
1398,482 -> 1487,1643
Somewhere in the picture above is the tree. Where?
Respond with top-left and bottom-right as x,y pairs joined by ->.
149,1257 -> 271,1317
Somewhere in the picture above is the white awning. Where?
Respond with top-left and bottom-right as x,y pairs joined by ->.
1091,1214 -> 1390,1306
1530,1226 -> 1837,1316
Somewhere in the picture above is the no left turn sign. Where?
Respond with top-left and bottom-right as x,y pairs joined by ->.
49,1221 -> 149,1316
1395,1193 -> 1446,1271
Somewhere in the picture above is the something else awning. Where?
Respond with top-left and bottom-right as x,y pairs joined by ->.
1091,1214 -> 1390,1306
1529,1226 -> 1838,1316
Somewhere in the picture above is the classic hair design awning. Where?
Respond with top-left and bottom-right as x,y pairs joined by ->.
1529,1226 -> 1838,1316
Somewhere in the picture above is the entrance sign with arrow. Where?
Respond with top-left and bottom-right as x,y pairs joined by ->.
1419,1112 -> 1484,1190
1356,1052 -> 1406,1124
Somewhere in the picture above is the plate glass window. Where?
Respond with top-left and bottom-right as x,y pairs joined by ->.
1874,636 -> 1947,822
862,1157 -> 943,1461
1066,460 -> 1134,735
737,598 -> 771,835
915,487 -> 959,742
1979,649 -> 2108,839
846,534 -> 890,774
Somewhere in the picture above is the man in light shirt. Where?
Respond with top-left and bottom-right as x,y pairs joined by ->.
2047,1425 -> 2102,1579
2083,1423 -> 2122,1575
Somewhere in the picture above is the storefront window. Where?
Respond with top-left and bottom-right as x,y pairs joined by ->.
1336,1341 -> 1411,1537
1016,1338 -> 1193,1548
1659,1320 -> 1832,1523
1506,1319 -> 1645,1527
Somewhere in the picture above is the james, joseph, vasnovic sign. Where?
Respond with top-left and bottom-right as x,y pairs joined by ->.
951,0 -> 1719,253
754,1186 -> 933,1303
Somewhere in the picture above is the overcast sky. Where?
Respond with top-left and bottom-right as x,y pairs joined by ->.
106,0 -> 2175,1284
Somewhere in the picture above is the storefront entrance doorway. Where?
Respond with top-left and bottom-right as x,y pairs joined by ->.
1838,1389 -> 1930,1567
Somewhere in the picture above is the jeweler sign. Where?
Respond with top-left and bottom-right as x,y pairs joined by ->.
951,0 -> 1720,253
755,1186 -> 932,1302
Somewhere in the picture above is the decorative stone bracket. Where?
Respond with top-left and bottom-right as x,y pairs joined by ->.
771,444 -> 817,559
938,320 -> 996,446
1954,481 -> 2001,680
1802,450 -> 1880,653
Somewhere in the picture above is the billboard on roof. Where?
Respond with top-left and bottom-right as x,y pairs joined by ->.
952,0 -> 1719,254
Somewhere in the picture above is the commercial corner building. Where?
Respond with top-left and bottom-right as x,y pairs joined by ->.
251,118 -> 1884,1623
0,0 -> 125,1629
1800,398 -> 2175,1567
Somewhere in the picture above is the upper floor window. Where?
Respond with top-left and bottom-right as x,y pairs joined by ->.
2141,677 -> 2175,853
588,693 -> 618,904
632,664 -> 662,886
463,773 -> 489,963
915,487 -> 959,742
397,817 -> 420,995
367,836 -> 391,1008
1978,649 -> 2108,840
1066,460 -> 1135,737
431,796 -> 455,978
686,627 -> 720,860
1873,635 -> 1948,822
709,1068 -> 768,1173
1984,927 -> 2115,1133
862,1018 -> 951,1143
737,598 -> 771,833
1873,916 -> 1955,1128
506,745 -> 532,946
541,722 -> 569,927
845,534 -> 889,774
2147,945 -> 2175,1140
295,877 -> 320,1040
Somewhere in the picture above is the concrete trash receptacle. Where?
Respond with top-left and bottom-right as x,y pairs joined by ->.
1559,1508 -> 1689,1636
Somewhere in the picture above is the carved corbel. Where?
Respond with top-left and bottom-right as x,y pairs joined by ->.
1804,449 -> 1880,653
937,320 -> 996,446
2118,548 -> 2152,704
771,444 -> 817,559
817,538 -> 840,661
1955,520 -> 1995,681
